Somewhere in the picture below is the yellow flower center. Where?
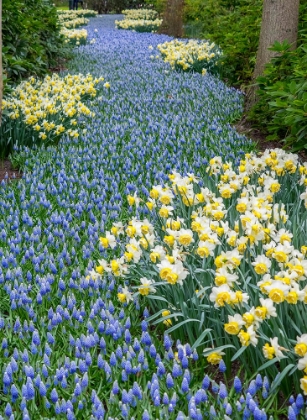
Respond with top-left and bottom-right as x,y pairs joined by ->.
150,188 -> 159,199
214,275 -> 227,286
126,226 -> 136,238
160,195 -> 171,205
150,252 -> 160,263
164,235 -> 175,247
111,226 -> 118,236
117,293 -> 126,303
127,195 -> 135,206
171,220 -> 181,230
207,353 -> 222,365
139,286 -> 150,296
242,313 -> 254,327
268,289 -> 285,303
273,251 -> 288,263
213,211 -> 224,221
141,225 -> 150,235
295,343 -> 307,357
159,208 -> 169,218
95,265 -> 104,275
238,330 -> 250,346
263,343 -> 275,359
216,292 -> 231,307
146,201 -> 154,211
254,263 -> 268,275
236,203 -> 247,213
285,291 -> 298,304
270,183 -> 280,193
166,255 -> 175,264
255,306 -> 267,320
124,252 -> 133,262
224,322 -> 240,335
178,234 -> 193,246
165,272 -> 178,285
196,193 -> 205,203
99,237 -> 109,248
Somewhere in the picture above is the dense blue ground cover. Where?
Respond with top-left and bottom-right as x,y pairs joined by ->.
0,16 -> 262,419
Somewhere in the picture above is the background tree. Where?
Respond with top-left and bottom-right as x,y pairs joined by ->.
246,0 -> 300,109
159,0 -> 184,37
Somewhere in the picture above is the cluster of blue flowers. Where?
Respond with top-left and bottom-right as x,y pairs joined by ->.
0,15 -> 303,419
1,298 -> 297,419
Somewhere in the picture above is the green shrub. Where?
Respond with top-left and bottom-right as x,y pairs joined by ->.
2,0 -> 71,89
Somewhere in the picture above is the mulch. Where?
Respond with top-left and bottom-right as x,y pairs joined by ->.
235,117 -> 307,163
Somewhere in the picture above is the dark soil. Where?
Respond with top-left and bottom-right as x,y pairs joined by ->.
236,117 -> 307,163
0,159 -> 22,183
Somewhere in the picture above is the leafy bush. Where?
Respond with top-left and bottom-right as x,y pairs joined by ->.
2,0 -> 71,88
183,0 -> 262,87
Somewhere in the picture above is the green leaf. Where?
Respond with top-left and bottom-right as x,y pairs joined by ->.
257,357 -> 279,372
165,318 -> 201,334
191,328 -> 212,350
270,364 -> 295,394
231,345 -> 247,362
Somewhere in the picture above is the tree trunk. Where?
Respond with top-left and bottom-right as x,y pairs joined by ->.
246,0 -> 299,111
159,0 -> 184,38
0,0 -> 2,125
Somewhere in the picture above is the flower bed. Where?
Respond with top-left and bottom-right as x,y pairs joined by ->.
57,9 -> 97,19
157,39 -> 222,75
0,73 -> 105,154
122,8 -> 159,20
60,17 -> 89,29
60,28 -> 88,46
95,148 -> 307,396
116,9 -> 162,32
116,18 -> 163,33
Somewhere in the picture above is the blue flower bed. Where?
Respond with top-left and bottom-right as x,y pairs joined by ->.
2,15 -> 303,420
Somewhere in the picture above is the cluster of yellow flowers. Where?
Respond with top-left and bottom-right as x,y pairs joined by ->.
57,10 -> 92,45
60,28 -> 88,46
95,148 -> 307,393
2,73 -> 104,141
157,39 -> 221,73
115,18 -> 163,32
57,9 -> 97,20
60,17 -> 89,29
121,9 -> 158,20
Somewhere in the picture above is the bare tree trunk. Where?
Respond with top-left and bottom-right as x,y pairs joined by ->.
246,0 -> 299,111
0,0 -> 3,125
159,0 -> 184,38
